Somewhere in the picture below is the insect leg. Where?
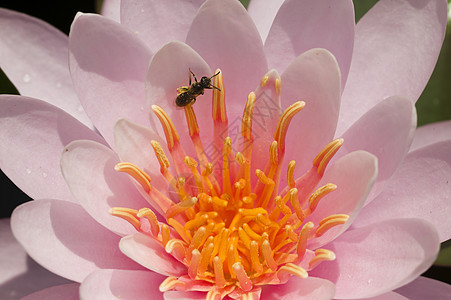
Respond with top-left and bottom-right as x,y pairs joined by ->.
189,68 -> 199,83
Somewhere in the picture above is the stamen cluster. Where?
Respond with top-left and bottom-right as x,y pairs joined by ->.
111,70 -> 348,299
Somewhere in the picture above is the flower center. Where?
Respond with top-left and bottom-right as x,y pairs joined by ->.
111,70 -> 347,299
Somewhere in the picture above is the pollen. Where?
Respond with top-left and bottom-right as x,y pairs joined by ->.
111,69 -> 348,297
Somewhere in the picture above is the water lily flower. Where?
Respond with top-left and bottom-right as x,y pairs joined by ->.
1,0 -> 450,299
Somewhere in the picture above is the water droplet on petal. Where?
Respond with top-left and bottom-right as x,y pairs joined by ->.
42,172 -> 48,178
56,82 -> 62,88
26,169 -> 31,174
22,74 -> 31,83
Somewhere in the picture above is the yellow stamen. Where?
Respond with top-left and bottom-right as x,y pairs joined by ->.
309,249 -> 336,269
109,207 -> 141,231
274,101 -> 305,151
233,262 -> 253,292
167,218 -> 191,243
115,162 -> 151,193
313,138 -> 344,175
161,223 -> 170,247
152,105 -> 180,150
188,249 -> 201,279
277,263 -> 308,279
260,74 -> 269,87
289,188 -> 305,221
287,160 -> 296,188
316,214 -> 349,237
222,137 -> 233,195
262,240 -> 277,271
137,208 -> 160,237
165,239 -> 185,261
213,256 -> 226,288
275,77 -> 281,95
198,242 -> 215,274
159,276 -> 185,292
212,68 -> 226,123
166,196 -> 198,219
296,222 -> 314,260
184,104 -> 199,137
308,183 -> 337,213
241,92 -> 256,141
184,156 -> 204,193
250,240 -> 264,274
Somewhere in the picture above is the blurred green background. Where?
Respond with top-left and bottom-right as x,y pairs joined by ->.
0,0 -> 450,285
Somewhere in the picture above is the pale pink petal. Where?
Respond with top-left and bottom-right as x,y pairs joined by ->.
21,283 -> 80,300
352,140 -> 451,242
0,8 -> 92,128
262,276 -> 335,299
60,140 -> 150,235
395,276 -> 451,299
80,269 -> 165,300
120,0 -> 204,52
119,233 -> 187,277
69,13 -> 152,147
11,199 -> 143,283
410,120 -> 451,152
164,291 -> 206,299
265,0 -> 354,88
280,48 -> 341,176
0,95 -> 104,202
145,41 -> 212,152
248,69 -> 283,175
354,291 -> 408,300
306,150 -> 378,249
337,0 -> 447,135
311,218 -> 440,299
114,118 -> 171,194
186,0 -> 268,119
0,219 -> 72,299
338,96 -> 416,202
101,0 -> 121,22
247,0 -> 285,42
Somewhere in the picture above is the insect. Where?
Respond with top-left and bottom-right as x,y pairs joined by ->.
176,69 -> 221,107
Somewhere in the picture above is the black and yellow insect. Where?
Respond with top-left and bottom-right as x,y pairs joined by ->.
176,69 -> 221,107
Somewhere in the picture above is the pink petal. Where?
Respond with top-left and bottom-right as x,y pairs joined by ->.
60,140 -> 150,235
0,95 -> 104,202
311,218 -> 440,299
262,276 -> 335,299
0,219 -> 72,299
80,269 -> 165,300
337,0 -> 447,135
11,199 -> 143,283
264,0 -> 354,88
410,120 -> 451,152
338,96 -> 416,203
280,48 -> 341,176
186,0 -> 268,118
114,118 -> 171,194
119,233 -> 186,277
100,0 -> 121,22
21,283 -> 80,300
306,150 -> 378,249
354,291 -> 408,300
0,8 -> 92,128
164,291 -> 206,300
120,0 -> 204,52
352,140 -> 451,242
395,276 -> 451,299
145,41 -> 212,152
69,13 -> 152,147
247,0 -> 285,42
